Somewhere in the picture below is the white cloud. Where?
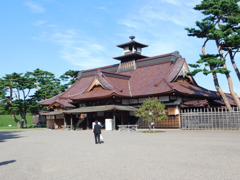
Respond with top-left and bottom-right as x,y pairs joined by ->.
34,28 -> 109,70
119,0 -> 202,30
97,6 -> 107,10
185,0 -> 202,7
160,0 -> 201,6
118,19 -> 138,29
59,47 -> 107,69
48,24 -> 58,28
33,20 -> 47,26
117,0 -> 205,57
160,0 -> 180,5
25,2 -> 45,13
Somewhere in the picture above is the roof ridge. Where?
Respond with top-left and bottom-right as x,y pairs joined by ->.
163,78 -> 174,89
101,70 -> 131,79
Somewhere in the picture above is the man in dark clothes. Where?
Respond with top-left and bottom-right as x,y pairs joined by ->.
93,120 -> 101,144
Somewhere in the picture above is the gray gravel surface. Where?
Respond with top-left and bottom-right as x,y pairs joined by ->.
0,129 -> 240,180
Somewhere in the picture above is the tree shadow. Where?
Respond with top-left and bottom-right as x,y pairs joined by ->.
0,160 -> 16,166
142,130 -> 166,133
0,131 -> 22,143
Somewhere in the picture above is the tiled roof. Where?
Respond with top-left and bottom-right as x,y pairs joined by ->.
69,72 -> 131,100
68,57 -> 220,100
39,94 -> 75,108
170,82 -> 220,98
181,100 -> 209,108
212,93 -> 237,106
61,76 -> 94,98
39,51 -> 226,107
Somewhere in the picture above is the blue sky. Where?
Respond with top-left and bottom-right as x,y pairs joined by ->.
1,0 -> 240,95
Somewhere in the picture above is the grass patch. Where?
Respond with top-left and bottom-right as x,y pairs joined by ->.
0,115 -> 33,129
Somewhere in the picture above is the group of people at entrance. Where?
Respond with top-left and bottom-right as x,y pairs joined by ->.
93,121 -> 102,144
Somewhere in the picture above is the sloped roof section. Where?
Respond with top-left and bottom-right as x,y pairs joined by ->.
70,75 -> 131,100
39,94 -> 75,108
119,58 -> 178,96
61,76 -> 94,99
212,93 -> 237,106
165,58 -> 185,82
40,105 -> 138,115
170,82 -> 220,98
181,100 -> 209,108
64,105 -> 138,114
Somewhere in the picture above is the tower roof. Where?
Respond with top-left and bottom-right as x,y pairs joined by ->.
114,36 -> 148,62
116,36 -> 148,48
113,52 -> 148,61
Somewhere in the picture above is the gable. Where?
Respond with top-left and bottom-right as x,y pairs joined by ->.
84,76 -> 107,93
48,102 -> 65,110
172,61 -> 197,86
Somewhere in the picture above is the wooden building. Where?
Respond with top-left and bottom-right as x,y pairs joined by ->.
39,36 -> 236,129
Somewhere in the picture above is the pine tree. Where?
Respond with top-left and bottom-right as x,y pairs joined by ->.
59,70 -> 80,92
26,69 -> 62,101
0,73 -> 35,127
185,0 -> 240,111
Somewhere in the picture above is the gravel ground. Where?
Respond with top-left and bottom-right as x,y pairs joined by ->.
0,129 -> 240,180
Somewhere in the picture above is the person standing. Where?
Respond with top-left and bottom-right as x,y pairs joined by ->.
93,120 -> 101,144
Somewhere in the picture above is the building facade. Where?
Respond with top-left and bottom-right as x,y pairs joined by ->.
39,37 -> 236,130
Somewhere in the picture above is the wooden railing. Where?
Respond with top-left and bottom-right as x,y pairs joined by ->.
181,108 -> 240,130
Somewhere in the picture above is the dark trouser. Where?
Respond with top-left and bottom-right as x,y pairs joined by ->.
94,133 -> 100,144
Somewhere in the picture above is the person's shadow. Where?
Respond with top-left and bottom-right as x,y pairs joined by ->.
0,160 -> 16,166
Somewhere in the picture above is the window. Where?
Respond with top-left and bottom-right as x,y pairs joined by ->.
159,96 -> 170,102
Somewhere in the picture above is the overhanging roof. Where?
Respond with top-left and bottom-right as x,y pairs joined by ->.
113,52 -> 148,61
40,105 -> 138,115
63,105 -> 138,114
40,111 -> 64,116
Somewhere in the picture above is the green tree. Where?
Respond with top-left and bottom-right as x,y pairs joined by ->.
185,0 -> 240,111
59,70 -> 80,90
26,69 -> 62,101
0,69 -> 80,127
0,73 -> 35,127
0,100 -> 9,115
135,97 -> 167,131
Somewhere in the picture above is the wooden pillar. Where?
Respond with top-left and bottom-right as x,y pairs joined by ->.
87,113 -> 89,129
121,111 -> 123,125
113,110 -> 116,130
178,106 -> 181,128
63,114 -> 66,126
70,113 -> 73,130
54,115 -> 56,129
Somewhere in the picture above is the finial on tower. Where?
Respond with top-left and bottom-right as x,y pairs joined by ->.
129,36 -> 135,41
